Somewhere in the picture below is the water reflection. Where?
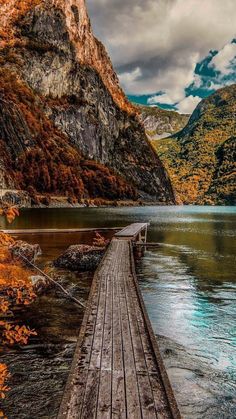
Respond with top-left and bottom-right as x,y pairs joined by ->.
1,206 -> 236,418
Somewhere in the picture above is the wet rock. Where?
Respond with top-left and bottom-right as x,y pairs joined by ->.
10,240 -> 42,263
30,275 -> 52,294
1,191 -> 31,208
54,244 -> 105,272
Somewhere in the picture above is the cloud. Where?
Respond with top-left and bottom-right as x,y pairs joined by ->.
147,94 -> 168,105
176,95 -> 201,114
148,92 -> 177,106
118,51 -> 199,110
210,42 -> 236,75
87,0 -> 236,97
118,67 -> 142,90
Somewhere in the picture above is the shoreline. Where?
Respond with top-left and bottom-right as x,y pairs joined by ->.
15,199 -> 175,209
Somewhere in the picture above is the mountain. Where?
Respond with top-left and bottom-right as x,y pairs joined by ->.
139,105 -> 189,140
152,85 -> 236,205
0,0 -> 175,205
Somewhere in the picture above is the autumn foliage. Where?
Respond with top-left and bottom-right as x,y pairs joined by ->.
0,207 -> 19,224
0,209 -> 37,412
0,361 -> 10,419
0,69 -> 136,202
0,233 -> 37,343
92,232 -> 110,248
153,85 -> 236,204
0,0 -> 41,49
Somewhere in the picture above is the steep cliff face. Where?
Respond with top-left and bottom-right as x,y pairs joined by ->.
140,105 -> 189,140
0,0 -> 175,204
152,85 -> 236,204
0,0 -> 133,113
0,69 -> 136,201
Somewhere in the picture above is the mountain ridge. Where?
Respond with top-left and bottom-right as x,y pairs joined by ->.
140,105 -> 189,140
152,84 -> 236,205
0,0 -> 175,205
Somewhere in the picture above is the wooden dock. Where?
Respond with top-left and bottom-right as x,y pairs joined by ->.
3,227 -> 120,235
58,223 -> 180,419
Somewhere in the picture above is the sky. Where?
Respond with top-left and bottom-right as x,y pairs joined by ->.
87,0 -> 236,114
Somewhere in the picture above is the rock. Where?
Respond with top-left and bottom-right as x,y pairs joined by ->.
139,105 -> 189,140
1,191 -> 31,208
0,0 -> 176,204
30,275 -> 52,294
54,245 -> 105,272
10,240 -> 42,263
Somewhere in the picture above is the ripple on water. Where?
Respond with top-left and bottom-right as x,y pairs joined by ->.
137,242 -> 236,419
1,206 -> 235,418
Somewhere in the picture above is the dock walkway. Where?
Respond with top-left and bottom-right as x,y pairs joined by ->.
58,224 -> 180,419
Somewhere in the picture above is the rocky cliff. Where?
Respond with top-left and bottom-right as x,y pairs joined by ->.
152,85 -> 236,205
0,0 -> 175,204
140,105 -> 189,140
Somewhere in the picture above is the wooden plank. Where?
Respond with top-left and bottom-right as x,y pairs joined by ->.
115,223 -> 148,239
89,266 -> 107,370
112,243 -> 126,419
122,243 -> 157,418
150,374 -> 172,419
97,371 -> 112,419
129,241 -> 181,419
118,241 -> 142,418
4,227 -> 120,235
67,264 -> 104,418
80,370 -> 100,419
97,269 -> 113,417
57,250 -> 103,419
128,271 -> 157,374
78,248 -> 112,417
137,373 -> 158,419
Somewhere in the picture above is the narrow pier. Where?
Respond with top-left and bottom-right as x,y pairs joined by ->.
58,223 -> 180,419
3,227 -> 120,235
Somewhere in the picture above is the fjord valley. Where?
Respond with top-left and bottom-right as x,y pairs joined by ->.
0,0 -> 175,207
0,1 -> 236,419
151,85 -> 236,205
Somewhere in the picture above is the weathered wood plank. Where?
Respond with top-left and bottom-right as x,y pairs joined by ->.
137,373 -> 158,419
57,251 -> 102,419
89,269 -> 107,370
129,241 -> 181,419
97,270 -> 113,417
118,241 -> 142,418
123,265 -> 157,418
112,244 -> 126,419
57,227 -> 181,419
80,370 -> 100,419
115,223 -> 148,239
97,371 -> 112,419
4,227 -> 120,235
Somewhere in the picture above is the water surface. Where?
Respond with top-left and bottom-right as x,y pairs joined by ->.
1,206 -> 235,418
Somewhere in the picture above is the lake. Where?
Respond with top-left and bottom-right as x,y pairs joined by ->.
1,206 -> 235,418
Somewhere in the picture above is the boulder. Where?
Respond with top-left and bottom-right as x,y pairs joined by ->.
54,244 -> 105,272
10,240 -> 42,263
30,275 -> 52,294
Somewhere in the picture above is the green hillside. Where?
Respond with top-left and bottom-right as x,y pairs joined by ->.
152,85 -> 236,204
